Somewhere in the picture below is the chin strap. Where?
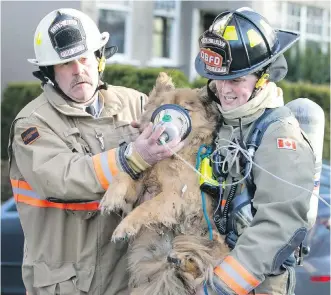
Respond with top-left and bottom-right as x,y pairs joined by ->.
33,67 -> 108,102
207,79 -> 221,105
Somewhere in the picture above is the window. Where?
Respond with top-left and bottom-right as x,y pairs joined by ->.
153,16 -> 172,58
287,2 -> 301,32
97,1 -> 131,56
98,9 -> 127,53
151,0 -> 181,64
306,6 -> 323,35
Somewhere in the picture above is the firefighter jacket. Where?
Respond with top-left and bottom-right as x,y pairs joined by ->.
8,83 -> 147,295
209,82 -> 315,295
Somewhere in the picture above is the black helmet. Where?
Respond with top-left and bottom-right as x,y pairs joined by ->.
195,7 -> 299,81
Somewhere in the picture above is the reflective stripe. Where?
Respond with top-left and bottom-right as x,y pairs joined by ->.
11,180 -> 99,211
12,187 -> 42,199
214,266 -> 248,295
214,256 -> 260,295
92,149 -> 119,190
101,152 -> 113,184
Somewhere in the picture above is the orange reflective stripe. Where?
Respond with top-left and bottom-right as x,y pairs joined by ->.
92,153 -> 109,190
107,149 -> 118,176
11,179 -> 99,211
221,199 -> 226,207
214,266 -> 248,295
11,179 -> 33,190
92,149 -> 120,190
224,256 -> 260,287
14,194 -> 99,210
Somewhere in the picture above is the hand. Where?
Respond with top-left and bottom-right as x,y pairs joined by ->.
131,120 -> 149,133
130,120 -> 141,129
133,122 -> 184,166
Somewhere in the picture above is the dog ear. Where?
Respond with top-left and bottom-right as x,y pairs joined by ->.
149,72 -> 175,100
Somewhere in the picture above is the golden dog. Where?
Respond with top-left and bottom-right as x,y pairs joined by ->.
100,73 -> 229,295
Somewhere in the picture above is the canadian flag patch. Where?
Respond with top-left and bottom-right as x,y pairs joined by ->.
277,138 -> 297,150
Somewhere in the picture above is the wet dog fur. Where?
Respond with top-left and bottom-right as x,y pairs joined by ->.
100,73 -> 229,295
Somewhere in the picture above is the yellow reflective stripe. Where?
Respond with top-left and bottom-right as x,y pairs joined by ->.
223,26 -> 238,41
214,256 -> 260,295
247,29 -> 263,47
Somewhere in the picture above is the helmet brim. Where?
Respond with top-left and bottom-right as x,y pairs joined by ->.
28,32 -> 110,66
195,30 -> 299,80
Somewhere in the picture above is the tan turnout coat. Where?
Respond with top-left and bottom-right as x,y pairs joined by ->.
8,83 -> 147,295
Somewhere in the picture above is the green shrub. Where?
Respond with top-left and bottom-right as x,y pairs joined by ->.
1,66 -> 329,161
1,65 -> 190,160
102,64 -> 190,94
1,83 -> 42,160
191,77 -> 208,89
190,78 -> 330,160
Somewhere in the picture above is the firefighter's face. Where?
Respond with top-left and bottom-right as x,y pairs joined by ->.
54,52 -> 99,104
215,74 -> 258,111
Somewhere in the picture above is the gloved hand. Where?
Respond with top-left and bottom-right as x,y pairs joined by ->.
132,122 -> 185,166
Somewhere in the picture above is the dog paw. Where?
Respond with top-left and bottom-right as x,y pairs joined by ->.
111,219 -> 142,241
99,194 -> 127,215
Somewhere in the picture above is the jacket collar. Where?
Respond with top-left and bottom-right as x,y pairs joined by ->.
43,83 -> 125,117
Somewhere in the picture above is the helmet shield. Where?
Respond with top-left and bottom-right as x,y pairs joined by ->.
28,8 -> 110,66
199,30 -> 232,75
195,8 -> 300,80
48,12 -> 87,60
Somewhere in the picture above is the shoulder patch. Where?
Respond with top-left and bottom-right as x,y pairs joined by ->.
21,127 -> 40,145
277,138 -> 296,151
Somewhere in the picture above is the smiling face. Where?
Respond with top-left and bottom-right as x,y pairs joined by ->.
54,52 -> 99,104
215,74 -> 258,111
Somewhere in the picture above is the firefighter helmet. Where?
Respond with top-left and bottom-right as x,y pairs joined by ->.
195,7 -> 299,81
28,8 -> 111,66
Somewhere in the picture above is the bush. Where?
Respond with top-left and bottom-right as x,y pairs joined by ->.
102,64 -> 190,94
285,43 -> 330,85
1,66 -> 329,161
191,77 -> 208,89
1,83 -> 43,160
190,77 -> 330,160
1,65 -> 190,161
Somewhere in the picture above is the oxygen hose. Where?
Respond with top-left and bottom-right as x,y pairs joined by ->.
220,180 -> 237,235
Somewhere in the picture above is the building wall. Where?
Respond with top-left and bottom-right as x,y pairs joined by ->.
1,1 -> 80,94
1,0 -> 329,92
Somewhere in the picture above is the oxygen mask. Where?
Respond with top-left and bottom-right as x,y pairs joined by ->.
151,104 -> 192,144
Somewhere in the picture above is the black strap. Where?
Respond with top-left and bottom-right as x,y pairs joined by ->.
118,144 -> 141,180
207,79 -> 221,105
86,105 -> 97,117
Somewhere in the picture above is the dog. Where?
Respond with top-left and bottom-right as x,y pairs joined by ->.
100,73 -> 229,295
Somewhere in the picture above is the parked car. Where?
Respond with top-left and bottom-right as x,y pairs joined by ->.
1,197 -> 25,295
295,163 -> 331,295
1,164 -> 330,295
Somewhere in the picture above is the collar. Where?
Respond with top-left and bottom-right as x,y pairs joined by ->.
43,83 -> 125,117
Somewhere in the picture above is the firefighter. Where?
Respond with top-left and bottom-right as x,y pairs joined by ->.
8,8 -> 183,295
195,7 -> 316,295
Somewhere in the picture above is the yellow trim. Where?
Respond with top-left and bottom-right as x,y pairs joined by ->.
98,56 -> 106,72
247,29 -> 263,48
255,73 -> 270,89
223,26 -> 238,41
36,33 -> 42,46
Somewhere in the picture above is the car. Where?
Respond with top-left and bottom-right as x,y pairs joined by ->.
295,163 -> 331,295
1,164 -> 330,295
1,197 -> 25,295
